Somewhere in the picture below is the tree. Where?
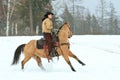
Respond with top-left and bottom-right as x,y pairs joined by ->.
91,15 -> 101,34
6,0 -> 11,36
29,0 -> 33,35
96,0 -> 107,33
61,4 -> 74,32
14,0 -> 53,35
5,0 -> 18,36
108,1 -> 116,34
85,10 -> 92,34
113,18 -> 119,34
71,0 -> 82,34
0,0 -> 7,36
75,6 -> 85,34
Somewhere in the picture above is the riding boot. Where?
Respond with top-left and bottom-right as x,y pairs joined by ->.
46,42 -> 52,62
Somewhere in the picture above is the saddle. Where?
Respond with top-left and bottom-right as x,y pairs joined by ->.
37,38 -> 47,49
36,38 -> 59,57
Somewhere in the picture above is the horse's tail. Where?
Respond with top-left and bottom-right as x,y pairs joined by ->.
12,44 -> 26,65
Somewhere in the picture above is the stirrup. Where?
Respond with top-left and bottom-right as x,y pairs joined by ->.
47,56 -> 52,62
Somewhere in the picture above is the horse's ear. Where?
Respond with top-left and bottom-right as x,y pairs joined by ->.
64,22 -> 70,25
64,22 -> 68,24
64,22 -> 70,27
64,22 -> 67,24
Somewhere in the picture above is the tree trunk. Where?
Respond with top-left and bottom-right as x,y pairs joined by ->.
29,0 -> 33,35
15,23 -> 18,35
6,0 -> 11,36
36,25 -> 39,35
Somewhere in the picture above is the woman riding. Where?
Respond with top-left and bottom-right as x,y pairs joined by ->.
42,11 -> 54,60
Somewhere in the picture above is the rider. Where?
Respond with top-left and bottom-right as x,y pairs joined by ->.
42,11 -> 54,60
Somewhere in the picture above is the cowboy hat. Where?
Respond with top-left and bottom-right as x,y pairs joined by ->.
44,11 -> 54,17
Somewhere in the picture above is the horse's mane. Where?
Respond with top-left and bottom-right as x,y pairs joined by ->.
56,25 -> 63,35
57,23 -> 68,35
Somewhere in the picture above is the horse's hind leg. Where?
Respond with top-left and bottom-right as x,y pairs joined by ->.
33,55 -> 45,70
68,51 -> 86,66
21,56 -> 31,70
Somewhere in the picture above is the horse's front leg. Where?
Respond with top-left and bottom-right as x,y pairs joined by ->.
59,47 -> 76,72
68,51 -> 86,66
63,54 -> 76,72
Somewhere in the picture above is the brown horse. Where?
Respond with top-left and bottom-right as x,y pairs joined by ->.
12,23 -> 85,72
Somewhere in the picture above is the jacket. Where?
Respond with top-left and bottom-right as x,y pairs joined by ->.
42,18 -> 53,33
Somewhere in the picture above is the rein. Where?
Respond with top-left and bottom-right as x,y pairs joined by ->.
60,42 -> 70,46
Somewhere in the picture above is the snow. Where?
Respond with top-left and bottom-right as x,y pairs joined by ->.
0,35 -> 120,80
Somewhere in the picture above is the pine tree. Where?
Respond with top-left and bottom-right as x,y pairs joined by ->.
85,10 -> 92,34
15,0 -> 53,35
96,0 -> 107,33
91,15 -> 100,34
61,4 -> 74,32
113,18 -> 119,34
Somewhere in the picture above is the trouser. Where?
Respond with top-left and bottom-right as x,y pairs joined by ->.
43,32 -> 52,55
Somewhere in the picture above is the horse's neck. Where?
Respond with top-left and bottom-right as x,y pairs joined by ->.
58,31 -> 69,44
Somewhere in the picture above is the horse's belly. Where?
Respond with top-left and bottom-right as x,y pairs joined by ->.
35,49 -> 48,58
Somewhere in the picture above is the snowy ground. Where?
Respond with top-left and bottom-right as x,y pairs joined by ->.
0,35 -> 120,80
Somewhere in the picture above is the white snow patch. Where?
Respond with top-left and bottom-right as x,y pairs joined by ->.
0,35 -> 120,80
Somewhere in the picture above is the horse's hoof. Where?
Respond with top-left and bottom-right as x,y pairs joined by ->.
41,67 -> 46,71
73,69 -> 76,72
71,68 -> 76,72
82,63 -> 86,66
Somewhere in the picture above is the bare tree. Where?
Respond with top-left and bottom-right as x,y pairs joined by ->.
5,0 -> 20,36
86,10 -> 92,34
96,0 -> 107,33
108,1 -> 116,34
6,0 -> 11,36
29,0 -> 33,35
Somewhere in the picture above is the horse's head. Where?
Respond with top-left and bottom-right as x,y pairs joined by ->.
62,22 -> 73,38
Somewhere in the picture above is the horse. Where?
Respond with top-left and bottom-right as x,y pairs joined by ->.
12,23 -> 85,72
